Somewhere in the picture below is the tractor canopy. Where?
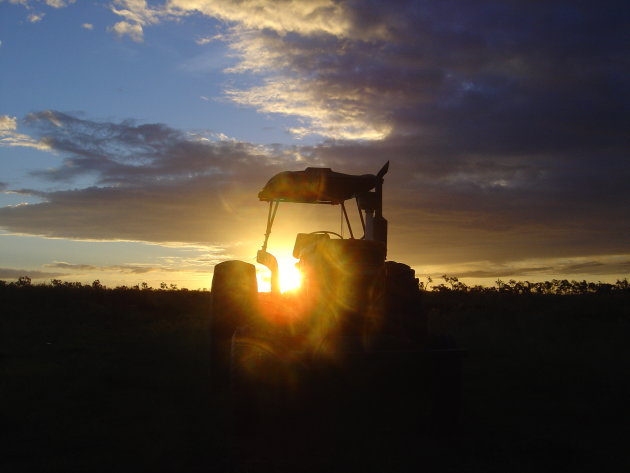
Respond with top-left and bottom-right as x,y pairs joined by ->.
258,167 -> 378,204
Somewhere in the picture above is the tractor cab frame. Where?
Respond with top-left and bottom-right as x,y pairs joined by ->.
256,162 -> 390,294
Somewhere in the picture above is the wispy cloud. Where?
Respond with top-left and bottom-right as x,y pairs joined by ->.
196,34 -> 222,45
4,0 -> 76,18
44,261 -> 199,274
0,115 -> 50,150
21,110 -> 298,185
0,267 -> 63,279
45,0 -> 75,7
27,12 -> 44,22
108,0 -> 188,42
437,258 -> 630,280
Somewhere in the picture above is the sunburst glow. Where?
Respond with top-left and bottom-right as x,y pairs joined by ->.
278,255 -> 302,293
256,253 -> 302,293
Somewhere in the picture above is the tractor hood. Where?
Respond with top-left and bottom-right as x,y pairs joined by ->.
258,167 -> 378,204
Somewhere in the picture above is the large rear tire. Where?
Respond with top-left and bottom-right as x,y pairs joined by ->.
210,260 -> 258,392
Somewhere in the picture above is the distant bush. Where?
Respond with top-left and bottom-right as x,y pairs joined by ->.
424,275 -> 629,295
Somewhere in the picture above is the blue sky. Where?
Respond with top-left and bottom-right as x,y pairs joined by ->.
0,0 -> 628,289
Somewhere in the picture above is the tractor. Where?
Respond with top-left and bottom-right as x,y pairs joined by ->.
210,162 -> 463,438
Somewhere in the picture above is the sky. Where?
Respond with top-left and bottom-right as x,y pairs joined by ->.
0,0 -> 628,290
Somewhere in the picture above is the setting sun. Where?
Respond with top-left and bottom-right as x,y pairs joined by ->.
278,256 -> 302,293
256,254 -> 302,293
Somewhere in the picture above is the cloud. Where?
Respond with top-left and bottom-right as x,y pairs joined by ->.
44,261 -> 197,274
103,1 -> 628,145
82,23 -> 93,30
0,111 -> 313,254
110,0 -> 166,25
45,0 -> 75,7
100,1 -> 405,137
0,267 -> 64,280
21,110 -> 299,185
109,0 -> 352,39
28,12 -> 44,22
0,115 -> 50,150
2,0 -> 74,4
1,0 -> 31,5
417,253 -> 630,283
220,1 -> 628,144
108,0 -> 189,42
2,0 -> 75,11
108,0 -> 184,43
1,110 -> 628,278
196,34 -> 222,45
225,76 -> 391,140
0,115 -> 17,131
560,260 -> 630,276
109,21 -> 145,42
446,259 -> 630,280
171,0 -> 352,37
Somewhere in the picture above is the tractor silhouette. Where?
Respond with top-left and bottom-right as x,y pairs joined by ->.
211,162 -> 463,437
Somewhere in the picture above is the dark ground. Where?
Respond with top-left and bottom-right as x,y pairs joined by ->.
1,284 -> 629,472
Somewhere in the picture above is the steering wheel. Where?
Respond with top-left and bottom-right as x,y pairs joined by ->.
309,230 -> 344,239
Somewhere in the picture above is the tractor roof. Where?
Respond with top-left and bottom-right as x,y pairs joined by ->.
258,167 -> 378,204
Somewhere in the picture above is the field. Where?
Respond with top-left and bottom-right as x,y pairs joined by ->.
1,282 -> 629,472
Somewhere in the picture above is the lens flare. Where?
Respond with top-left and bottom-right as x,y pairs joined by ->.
278,255 -> 301,293
256,253 -> 301,293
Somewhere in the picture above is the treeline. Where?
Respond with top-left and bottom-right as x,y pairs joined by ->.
422,275 -> 630,295
2,274 -> 629,296
2,275 -> 628,328
0,276 -> 193,292
1,276 -> 211,322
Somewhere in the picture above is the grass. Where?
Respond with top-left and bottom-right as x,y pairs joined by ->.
1,284 -> 629,472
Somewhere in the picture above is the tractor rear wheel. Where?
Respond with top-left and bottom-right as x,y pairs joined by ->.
210,260 -> 258,392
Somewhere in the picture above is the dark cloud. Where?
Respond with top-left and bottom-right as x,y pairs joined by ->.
0,268 -> 64,280
44,262 -> 199,274
229,1 -> 629,152
23,111 -> 292,186
449,267 -> 554,279
0,178 -> 256,245
451,260 -> 630,280
561,260 -> 630,276
1,112 -> 312,251
0,108 -> 628,274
